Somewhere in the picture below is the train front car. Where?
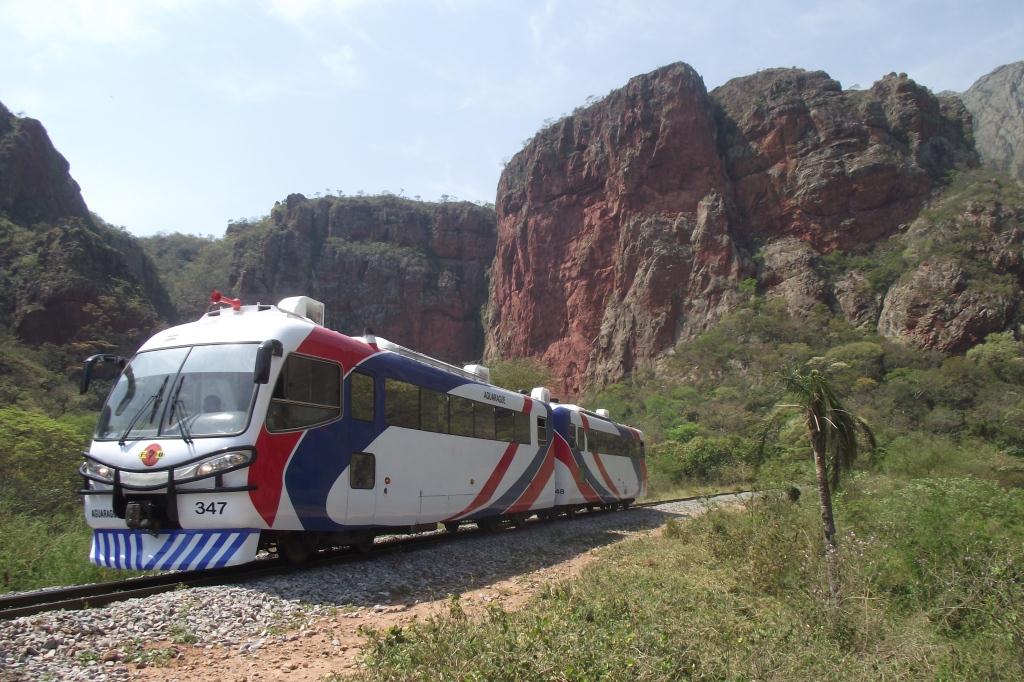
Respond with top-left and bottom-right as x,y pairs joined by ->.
550,404 -> 646,513
79,296 -> 331,570
80,294 -> 556,570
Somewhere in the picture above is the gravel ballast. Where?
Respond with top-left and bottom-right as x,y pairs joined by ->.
0,494 -> 752,680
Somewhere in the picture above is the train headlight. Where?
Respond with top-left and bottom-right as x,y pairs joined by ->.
81,460 -> 114,482
174,451 -> 252,482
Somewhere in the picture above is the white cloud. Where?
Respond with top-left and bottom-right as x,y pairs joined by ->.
198,70 -> 297,105
264,0 -> 367,26
0,0 -> 194,51
528,0 -> 555,51
321,45 -> 362,88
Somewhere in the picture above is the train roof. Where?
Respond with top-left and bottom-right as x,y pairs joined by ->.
553,403 -> 643,435
138,297 -> 495,386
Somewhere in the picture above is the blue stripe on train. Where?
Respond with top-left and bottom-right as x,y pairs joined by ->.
90,530 -> 259,570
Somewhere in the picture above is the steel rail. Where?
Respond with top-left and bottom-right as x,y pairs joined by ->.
0,489 -> 754,620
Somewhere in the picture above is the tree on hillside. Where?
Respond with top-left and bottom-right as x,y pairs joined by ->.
781,367 -> 875,606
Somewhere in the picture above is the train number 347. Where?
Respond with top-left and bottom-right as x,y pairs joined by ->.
195,501 -> 227,515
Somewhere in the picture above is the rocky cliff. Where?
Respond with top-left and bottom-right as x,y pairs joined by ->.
875,172 -> 1023,353
961,61 -> 1024,182
486,63 -> 981,396
226,195 -> 497,362
0,102 -> 173,353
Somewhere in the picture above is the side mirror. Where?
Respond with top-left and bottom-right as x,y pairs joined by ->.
80,354 -> 127,394
254,340 -> 283,384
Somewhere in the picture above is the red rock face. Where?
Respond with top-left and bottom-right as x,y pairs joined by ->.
714,70 -> 975,250
228,195 -> 496,363
487,64 -> 977,396
487,64 -> 744,395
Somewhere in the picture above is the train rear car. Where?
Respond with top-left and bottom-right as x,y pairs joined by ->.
550,404 -> 646,513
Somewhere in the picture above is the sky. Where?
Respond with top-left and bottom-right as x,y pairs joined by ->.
1,0 -> 1021,237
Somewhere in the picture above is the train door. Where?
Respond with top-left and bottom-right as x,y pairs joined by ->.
345,370 -> 377,525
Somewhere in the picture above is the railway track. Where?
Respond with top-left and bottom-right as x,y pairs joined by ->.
0,489 -> 749,620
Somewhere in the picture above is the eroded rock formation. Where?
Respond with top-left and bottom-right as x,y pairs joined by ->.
227,195 -> 497,362
961,61 -> 1024,181
486,63 -> 979,395
0,102 -> 173,350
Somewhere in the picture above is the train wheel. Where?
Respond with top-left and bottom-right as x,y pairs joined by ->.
354,533 -> 376,553
566,506 -> 577,519
478,517 -> 501,532
443,522 -> 460,534
280,533 -> 317,564
621,499 -> 632,510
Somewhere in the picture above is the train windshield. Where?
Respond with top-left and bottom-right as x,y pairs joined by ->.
94,343 -> 260,441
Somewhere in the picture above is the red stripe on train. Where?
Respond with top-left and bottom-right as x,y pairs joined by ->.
506,445 -> 554,514
591,451 -> 621,497
248,427 -> 303,527
552,434 -> 602,503
447,441 -> 518,520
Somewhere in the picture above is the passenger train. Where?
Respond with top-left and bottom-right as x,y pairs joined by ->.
78,293 -> 646,570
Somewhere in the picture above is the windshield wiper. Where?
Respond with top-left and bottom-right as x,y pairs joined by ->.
168,375 -> 192,444
118,376 -> 169,445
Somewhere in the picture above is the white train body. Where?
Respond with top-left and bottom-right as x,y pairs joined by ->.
79,297 -> 645,570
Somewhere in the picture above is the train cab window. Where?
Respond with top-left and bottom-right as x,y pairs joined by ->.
576,426 -> 587,451
536,417 -> 547,446
266,355 -> 341,431
474,404 -> 495,440
385,379 -> 419,429
350,371 -> 375,422
495,407 -> 514,442
450,395 -> 474,437
350,452 -> 375,489
420,388 -> 448,433
512,411 -> 532,445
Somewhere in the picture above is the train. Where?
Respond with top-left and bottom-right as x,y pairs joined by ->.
77,293 -> 646,570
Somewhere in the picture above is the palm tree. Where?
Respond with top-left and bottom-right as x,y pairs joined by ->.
782,367 -> 875,606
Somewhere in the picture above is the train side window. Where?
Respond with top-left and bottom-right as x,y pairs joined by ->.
385,379 -> 419,429
495,407 -> 514,442
474,403 -> 495,440
350,452 -> 375,489
420,388 -> 448,433
536,417 -> 547,446
266,354 -> 340,432
577,426 -> 587,451
450,395 -> 474,437
512,411 -> 532,445
350,371 -> 375,422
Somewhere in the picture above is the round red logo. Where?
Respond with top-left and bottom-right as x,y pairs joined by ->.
140,444 -> 164,467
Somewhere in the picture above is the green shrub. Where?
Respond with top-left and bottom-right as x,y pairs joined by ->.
648,435 -> 754,486
0,406 -> 89,516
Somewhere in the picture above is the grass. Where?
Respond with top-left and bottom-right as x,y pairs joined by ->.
356,472 -> 1024,680
0,511 -> 143,592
